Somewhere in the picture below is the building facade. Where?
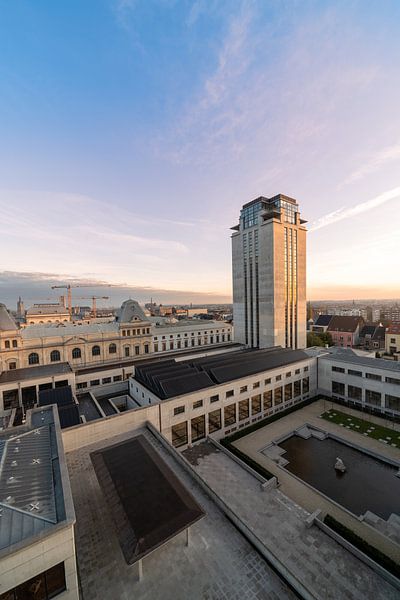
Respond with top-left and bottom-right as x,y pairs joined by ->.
232,194 -> 307,350
386,325 -> 400,355
0,300 -> 233,374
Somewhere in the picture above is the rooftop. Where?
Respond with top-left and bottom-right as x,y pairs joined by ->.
91,435 -> 205,565
21,321 -> 119,338
67,428 -> 295,599
134,347 -> 309,400
327,315 -> 363,333
319,349 -> 400,373
0,304 -> 17,332
0,405 -> 74,556
0,362 -> 72,384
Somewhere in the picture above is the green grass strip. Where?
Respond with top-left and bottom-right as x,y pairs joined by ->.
321,409 -> 400,449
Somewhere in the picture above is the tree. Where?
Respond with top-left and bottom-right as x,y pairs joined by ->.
307,331 -> 332,348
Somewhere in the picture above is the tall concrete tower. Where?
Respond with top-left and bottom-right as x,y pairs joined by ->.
231,194 -> 307,349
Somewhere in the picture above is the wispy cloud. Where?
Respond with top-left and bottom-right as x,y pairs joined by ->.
344,141 -> 400,184
309,186 -> 400,231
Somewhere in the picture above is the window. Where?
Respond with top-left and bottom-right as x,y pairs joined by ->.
263,389 -> 272,410
92,345 -> 101,356
286,372 -> 291,378
253,381 -> 260,389
284,383 -> 292,401
50,350 -> 61,362
208,409 -> 222,433
135,346 -> 140,355
275,375 -> 282,382
304,366 -> 309,372
274,387 -> 283,405
125,346 -> 130,357
348,385 -> 362,400
295,369 -> 300,375
386,376 -> 400,386
2,562 -> 66,600
251,394 -> 261,414
226,390 -> 234,398
332,366 -> 345,373
5,340 -> 10,349
193,399 -> 203,409
302,377 -> 309,394
113,375 -> 122,382
294,380 -> 301,397
210,394 -> 219,403
90,379 -> 100,386
174,405 -> 185,416
366,389 -> 381,406
102,377 -> 112,384
12,339 -> 17,348
239,398 -> 249,420
76,382 -> 87,390
144,344 -> 149,354
9,362 -> 16,370
172,422 -> 188,447
264,378 -> 271,385
385,394 -> 400,411
28,352 -> 39,365
240,386 -> 248,394
170,341 -> 174,350
332,381 -> 345,396
109,343 -> 117,354
191,415 -> 206,442
348,369 -> 362,377
154,343 -> 159,352
366,372 -> 381,381
224,403 -> 236,426
72,347 -> 81,359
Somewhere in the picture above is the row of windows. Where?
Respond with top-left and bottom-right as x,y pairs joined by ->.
154,334 -> 230,352
3,339 -> 18,349
332,364 -> 400,385
154,329 -> 227,340
76,374 -> 123,389
331,381 -> 400,411
28,342 -> 150,365
171,382 -> 309,447
173,379 -> 309,418
122,328 -> 150,336
0,562 -> 66,600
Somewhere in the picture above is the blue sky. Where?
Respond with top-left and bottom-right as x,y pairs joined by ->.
1,0 -> 400,306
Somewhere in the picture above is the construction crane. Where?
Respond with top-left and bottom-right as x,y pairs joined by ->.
77,296 -> 110,318
50,284 -> 111,316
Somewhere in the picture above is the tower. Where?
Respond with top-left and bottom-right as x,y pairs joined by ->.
231,194 -> 307,349
16,296 -> 25,318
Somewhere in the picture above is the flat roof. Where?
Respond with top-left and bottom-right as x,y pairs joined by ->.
320,352 -> 400,373
91,435 -> 205,565
134,347 -> 309,400
0,362 -> 72,384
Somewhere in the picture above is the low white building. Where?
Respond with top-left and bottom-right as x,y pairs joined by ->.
129,347 -> 316,448
0,404 -> 79,599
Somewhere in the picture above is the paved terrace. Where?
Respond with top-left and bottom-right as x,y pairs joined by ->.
183,441 -> 399,600
66,429 -> 296,600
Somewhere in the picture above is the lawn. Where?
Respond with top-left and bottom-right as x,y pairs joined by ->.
320,409 -> 400,449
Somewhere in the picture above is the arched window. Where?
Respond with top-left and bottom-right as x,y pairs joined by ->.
50,350 -> 61,362
72,347 -> 81,359
28,352 -> 39,365
109,343 -> 117,354
92,345 -> 101,356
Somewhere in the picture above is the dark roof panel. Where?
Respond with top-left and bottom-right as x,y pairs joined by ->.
0,362 -> 72,384
39,385 -> 74,407
91,435 -> 205,565
314,315 -> 333,327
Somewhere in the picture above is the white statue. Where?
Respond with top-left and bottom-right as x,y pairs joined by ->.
334,457 -> 346,473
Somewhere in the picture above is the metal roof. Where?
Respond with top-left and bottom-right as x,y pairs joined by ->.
0,362 -> 72,384
134,347 -> 310,400
0,405 -> 74,554
320,352 -> 400,373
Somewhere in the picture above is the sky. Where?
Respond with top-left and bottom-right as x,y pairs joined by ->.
1,0 -> 400,308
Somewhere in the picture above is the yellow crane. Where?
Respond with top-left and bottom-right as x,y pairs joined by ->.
77,296 -> 110,318
50,284 -> 111,316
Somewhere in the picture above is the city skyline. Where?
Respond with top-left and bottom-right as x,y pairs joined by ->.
1,2 -> 400,302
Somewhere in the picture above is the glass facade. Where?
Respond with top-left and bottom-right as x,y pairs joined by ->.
171,422 -> 188,447
1,563 -> 66,600
239,399 -> 249,421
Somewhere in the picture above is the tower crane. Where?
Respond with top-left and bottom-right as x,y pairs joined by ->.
77,296 -> 110,318
50,284 -> 111,316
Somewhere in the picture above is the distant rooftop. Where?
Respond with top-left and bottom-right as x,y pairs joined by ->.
21,321 -> 118,338
0,405 -> 75,556
134,347 -> 309,400
319,349 -> 400,373
0,362 -> 72,384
